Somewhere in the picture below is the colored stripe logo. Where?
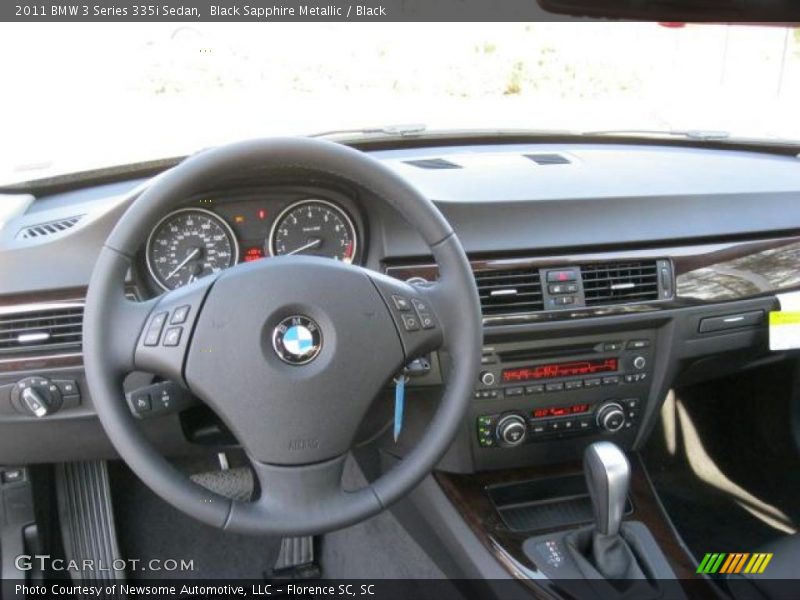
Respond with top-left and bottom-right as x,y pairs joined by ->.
697,552 -> 773,574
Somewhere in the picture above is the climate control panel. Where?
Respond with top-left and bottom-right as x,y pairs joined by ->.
477,398 -> 641,448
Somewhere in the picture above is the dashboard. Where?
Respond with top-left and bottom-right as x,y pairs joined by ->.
1,137 -> 800,470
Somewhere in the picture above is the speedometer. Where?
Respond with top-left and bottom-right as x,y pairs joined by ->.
268,199 -> 357,263
146,208 -> 239,291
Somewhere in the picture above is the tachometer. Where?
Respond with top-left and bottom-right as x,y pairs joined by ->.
146,208 -> 239,291
268,199 -> 357,263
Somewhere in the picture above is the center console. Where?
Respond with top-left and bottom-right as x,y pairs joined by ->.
470,330 -> 655,469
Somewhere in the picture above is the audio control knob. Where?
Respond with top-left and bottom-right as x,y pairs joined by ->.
596,402 -> 626,433
480,371 -> 496,386
632,356 -> 647,370
496,414 -> 527,447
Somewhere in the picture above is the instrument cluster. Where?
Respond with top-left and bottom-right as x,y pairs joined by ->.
142,188 -> 363,292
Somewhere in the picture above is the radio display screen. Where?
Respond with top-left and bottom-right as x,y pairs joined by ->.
502,358 -> 618,383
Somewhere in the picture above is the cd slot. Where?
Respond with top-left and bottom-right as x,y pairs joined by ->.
497,343 -> 599,363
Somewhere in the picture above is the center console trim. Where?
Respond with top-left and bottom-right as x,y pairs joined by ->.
434,454 -> 715,594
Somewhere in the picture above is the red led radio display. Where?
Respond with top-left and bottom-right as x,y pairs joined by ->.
533,404 -> 591,419
502,358 -> 618,383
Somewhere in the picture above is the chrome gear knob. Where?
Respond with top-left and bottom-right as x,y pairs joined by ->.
584,441 -> 630,537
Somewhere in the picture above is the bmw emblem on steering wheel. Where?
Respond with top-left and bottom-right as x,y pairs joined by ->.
272,315 -> 323,365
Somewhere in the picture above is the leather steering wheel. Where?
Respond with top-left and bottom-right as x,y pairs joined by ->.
84,138 -> 482,535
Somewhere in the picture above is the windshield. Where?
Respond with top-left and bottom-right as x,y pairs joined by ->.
2,22 -> 799,185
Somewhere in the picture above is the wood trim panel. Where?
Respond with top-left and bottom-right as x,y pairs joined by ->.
0,286 -> 86,308
385,234 -> 800,316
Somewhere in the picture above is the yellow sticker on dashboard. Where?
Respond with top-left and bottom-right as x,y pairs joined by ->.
769,312 -> 800,326
769,311 -> 800,351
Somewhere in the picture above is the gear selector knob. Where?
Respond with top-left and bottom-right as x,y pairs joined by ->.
584,441 -> 629,537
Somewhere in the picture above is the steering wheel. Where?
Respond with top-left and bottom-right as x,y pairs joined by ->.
84,138 -> 481,535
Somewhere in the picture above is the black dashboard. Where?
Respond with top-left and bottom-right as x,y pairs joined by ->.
1,137 -> 799,469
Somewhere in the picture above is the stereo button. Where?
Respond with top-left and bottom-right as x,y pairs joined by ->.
545,382 -> 565,392
410,298 -> 430,313
627,339 -> 650,349
525,384 -> 545,394
505,387 -> 524,397
400,314 -> 420,331
391,295 -> 412,311
418,313 -> 435,329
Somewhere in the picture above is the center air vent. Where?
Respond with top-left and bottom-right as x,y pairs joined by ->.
524,153 -> 571,165
582,261 -> 660,306
0,304 -> 84,355
474,268 -> 544,316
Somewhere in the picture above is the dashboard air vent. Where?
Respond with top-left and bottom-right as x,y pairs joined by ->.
474,268 -> 544,316
0,304 -> 84,354
524,153 -> 571,166
582,261 -> 660,306
404,158 -> 462,170
16,215 -> 84,240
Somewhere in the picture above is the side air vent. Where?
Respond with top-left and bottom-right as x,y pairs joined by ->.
0,304 -> 84,354
16,215 -> 84,240
582,261 -> 660,306
404,158 -> 462,170
524,153 -> 571,166
474,268 -> 544,316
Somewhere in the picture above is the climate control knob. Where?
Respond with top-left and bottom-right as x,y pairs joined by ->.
632,356 -> 647,370
596,402 -> 626,433
496,414 -> 527,447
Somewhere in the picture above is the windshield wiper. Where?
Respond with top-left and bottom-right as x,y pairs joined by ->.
308,123 -> 427,138
582,128 -> 732,141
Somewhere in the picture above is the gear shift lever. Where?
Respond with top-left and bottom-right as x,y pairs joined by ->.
584,441 -> 630,536
527,442 -> 678,594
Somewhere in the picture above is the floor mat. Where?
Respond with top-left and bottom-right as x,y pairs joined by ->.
108,455 -> 445,580
319,455 -> 446,579
109,461 -> 283,580
643,362 -> 800,562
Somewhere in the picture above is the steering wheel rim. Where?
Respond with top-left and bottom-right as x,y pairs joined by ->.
84,137 -> 482,535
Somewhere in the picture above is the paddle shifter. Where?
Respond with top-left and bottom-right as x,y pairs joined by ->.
584,441 -> 630,537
